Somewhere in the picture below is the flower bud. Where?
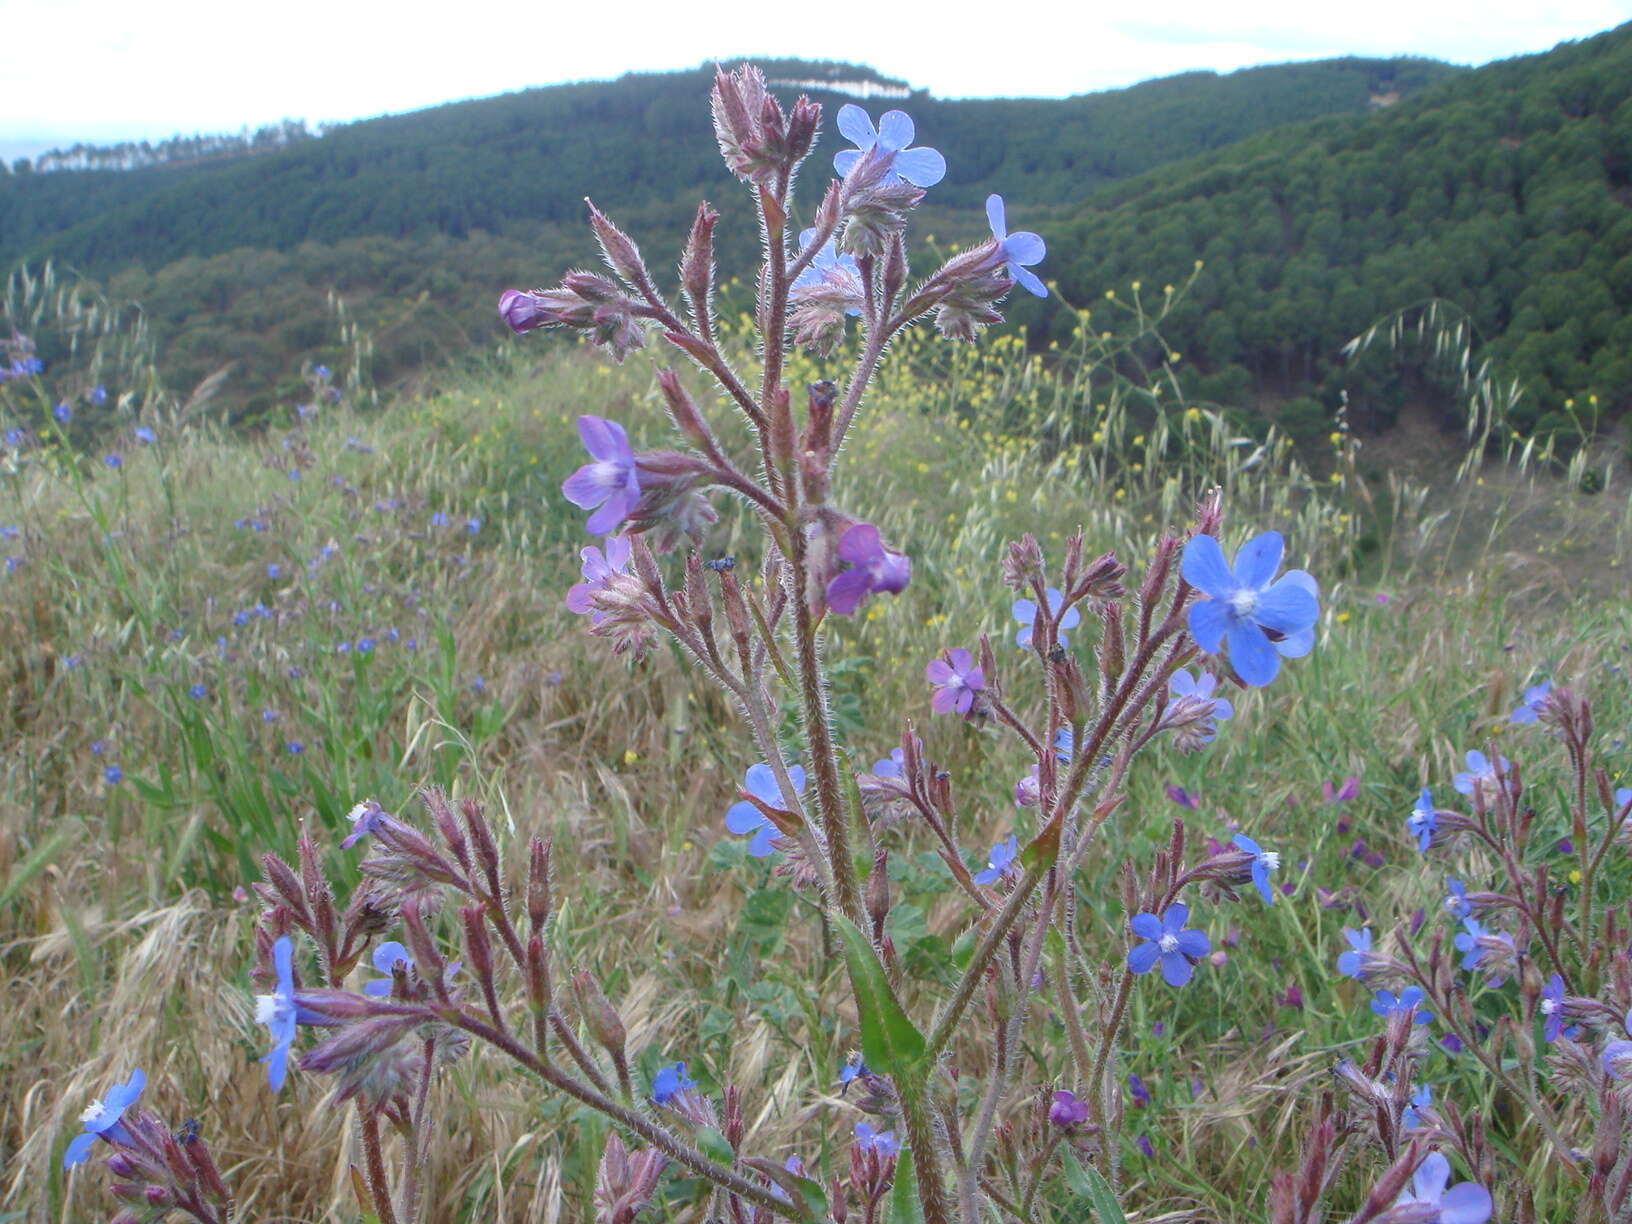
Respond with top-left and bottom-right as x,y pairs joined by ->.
656,369 -> 712,452
680,203 -> 720,315
785,94 -> 820,165
586,200 -> 649,289
1002,533 -> 1045,591
572,970 -> 626,1060
527,838 -> 552,933
866,847 -> 891,941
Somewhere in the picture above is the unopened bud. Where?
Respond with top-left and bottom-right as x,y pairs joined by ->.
527,838 -> 552,933
681,203 -> 719,312
866,847 -> 891,941
882,232 -> 909,306
461,905 -> 495,987
1002,534 -> 1045,591
573,970 -> 627,1058
586,200 -> 649,288
786,95 -> 820,164
1057,657 -> 1092,723
1099,603 -> 1125,688
657,369 -> 711,451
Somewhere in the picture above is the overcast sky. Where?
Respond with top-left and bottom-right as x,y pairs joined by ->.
4,0 -> 1630,161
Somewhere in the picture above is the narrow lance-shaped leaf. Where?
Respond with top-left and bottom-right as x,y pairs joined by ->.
833,913 -> 926,1073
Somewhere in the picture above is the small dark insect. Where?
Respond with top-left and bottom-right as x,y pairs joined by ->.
1049,645 -> 1067,663
175,1117 -> 200,1145
704,557 -> 736,573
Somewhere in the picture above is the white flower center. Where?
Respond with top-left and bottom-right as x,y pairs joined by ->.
1541,998 -> 1557,1015
255,993 -> 283,1025
1261,851 -> 1281,870
592,459 -> 624,486
1158,933 -> 1179,954
80,1099 -> 106,1125
1445,895 -> 1462,912
1227,589 -> 1259,618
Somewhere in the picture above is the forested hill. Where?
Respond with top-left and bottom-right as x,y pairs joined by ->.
1042,22 -> 1632,436
1,56 -> 1457,272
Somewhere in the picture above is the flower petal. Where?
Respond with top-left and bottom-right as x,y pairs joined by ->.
748,825 -> 778,857
373,942 -> 410,974
1003,230 -> 1046,266
926,660 -> 954,685
562,464 -> 610,509
743,763 -> 780,804
1226,620 -> 1279,687
838,523 -> 883,565
107,1069 -> 146,1111
1160,952 -> 1195,987
1011,598 -> 1038,624
985,194 -> 1007,239
1231,532 -> 1284,591
1188,600 -> 1231,654
892,146 -> 946,187
1412,1152 -> 1451,1201
577,415 -> 629,463
833,149 -> 860,177
726,800 -> 767,835
1130,912 -> 1163,940
1127,941 -> 1160,975
1174,929 -> 1210,958
1180,535 -> 1235,599
63,1130 -> 97,1168
1254,577 -> 1319,634
826,568 -> 872,616
584,491 -> 630,536
946,647 -> 972,671
1439,1183 -> 1494,1224
1164,902 -> 1190,930
931,687 -> 959,714
263,1036 -> 291,1092
786,766 -> 805,794
274,936 -> 293,992
836,104 -> 875,149
876,110 -> 915,151
1010,264 -> 1049,298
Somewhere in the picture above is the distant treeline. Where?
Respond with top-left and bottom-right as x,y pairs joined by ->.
6,119 -> 319,175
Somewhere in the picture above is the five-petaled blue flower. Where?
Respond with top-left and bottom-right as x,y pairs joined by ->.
1232,833 -> 1279,905
984,195 -> 1047,297
1454,917 -> 1492,972
839,1057 -> 869,1089
1337,926 -> 1373,979
1372,986 -> 1434,1025
63,1069 -> 145,1168
725,763 -> 805,858
1407,788 -> 1437,852
1012,588 -> 1080,650
653,1061 -> 698,1105
1391,1152 -> 1492,1224
1509,681 -> 1551,724
1181,532 -> 1319,687
256,934 -> 298,1091
1443,876 -> 1470,919
1452,750 -> 1506,798
832,105 -> 946,187
973,834 -> 1020,886
1128,903 -> 1210,987
561,416 -> 640,536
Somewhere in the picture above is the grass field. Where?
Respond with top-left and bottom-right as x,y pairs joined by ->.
3,313 -> 1630,1221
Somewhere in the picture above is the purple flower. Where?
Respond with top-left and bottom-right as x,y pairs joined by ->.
1391,1152 -> 1492,1224
1452,750 -> 1506,798
725,763 -> 805,858
1127,1073 -> 1151,1107
256,935 -> 299,1091
561,416 -> 640,535
1336,926 -> 1373,979
871,749 -> 904,778
363,942 -> 413,997
1454,916 -> 1507,973
1232,833 -> 1279,904
1509,681 -> 1551,724
973,834 -> 1020,886
1323,776 -> 1360,804
1128,903 -> 1210,987
1049,1089 -> 1089,1127
1371,987 -> 1434,1025
825,523 -> 910,616
1167,785 -> 1201,809
566,536 -> 633,625
1407,788 -> 1437,852
1181,532 -> 1319,687
62,1069 -> 145,1168
832,105 -> 945,187
926,648 -> 984,715
341,799 -> 391,849
1136,1134 -> 1155,1159
652,1061 -> 697,1104
286,741 -> 304,755
853,1121 -> 900,1157
1540,973 -> 1565,1043
984,195 -> 1047,297
1012,588 -> 1079,650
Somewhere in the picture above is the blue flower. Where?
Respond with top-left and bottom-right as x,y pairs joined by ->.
1443,877 -> 1470,919
430,512 -> 449,527
561,416 -> 640,535
1452,750 -> 1506,797
984,195 -> 1047,297
1454,917 -> 1494,972
1402,1083 -> 1432,1130
256,935 -> 298,1091
1128,903 -> 1210,987
356,637 -> 375,654
62,1069 -> 145,1168
653,1061 -> 698,1104
1407,788 -> 1437,852
189,684 -> 207,700
1336,926 -> 1373,979
364,942 -> 413,997
103,453 -> 122,469
1509,681 -> 1551,724
1391,1152 -> 1491,1224
973,834 -> 1020,886
53,402 -> 72,424
1538,973 -> 1566,1042
832,106 -> 945,187
91,385 -> 108,405
871,748 -> 904,778
134,426 -> 155,445
285,741 -> 304,755
4,429 -> 21,446
725,763 -> 805,857
792,228 -> 863,315
1052,726 -> 1074,763
854,1121 -> 900,1157
1181,532 -> 1319,687
1371,986 -> 1433,1025
341,799 -> 391,849
1232,833 -> 1279,905
103,765 -> 122,785
838,1057 -> 869,1089
1166,670 -> 1234,744
1012,588 -> 1080,650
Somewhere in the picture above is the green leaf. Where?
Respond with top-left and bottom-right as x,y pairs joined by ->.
888,1144 -> 923,1224
1021,807 -> 1063,872
1064,1153 -> 1126,1223
833,914 -> 926,1074
696,1127 -> 735,1167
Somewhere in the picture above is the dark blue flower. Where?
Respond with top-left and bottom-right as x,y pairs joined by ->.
62,1069 -> 145,1168
1407,788 -> 1437,851
91,385 -> 108,405
1232,833 -> 1279,904
189,684 -> 207,699
1128,903 -> 1210,987
102,453 -> 122,469
973,834 -> 1020,886
725,763 -> 805,858
103,765 -> 122,785
1181,532 -> 1319,687
256,935 -> 298,1091
1371,986 -> 1433,1025
286,741 -> 304,755
832,106 -> 945,187
984,195 -> 1047,297
652,1061 -> 697,1104
838,1057 -> 869,1089
53,402 -> 72,424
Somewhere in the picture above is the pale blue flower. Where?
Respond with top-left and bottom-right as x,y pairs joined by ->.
62,1069 -> 145,1168
1181,532 -> 1319,687
726,763 -> 805,857
984,195 -> 1047,297
832,106 -> 945,187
